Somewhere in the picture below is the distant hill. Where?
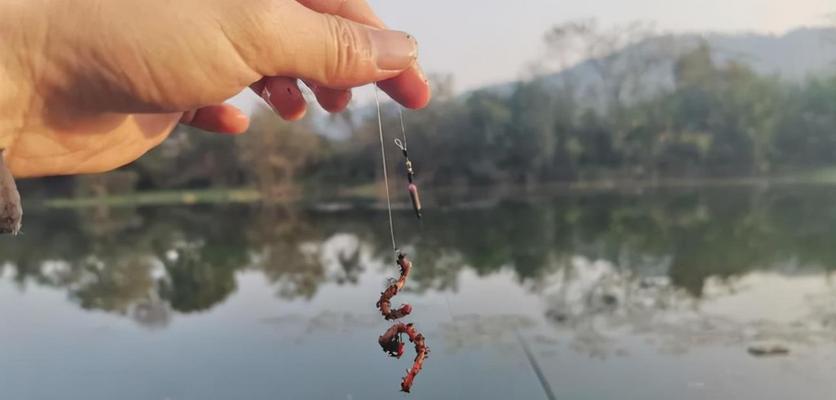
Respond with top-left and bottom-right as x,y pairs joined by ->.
705,27 -> 836,79
477,27 -> 836,101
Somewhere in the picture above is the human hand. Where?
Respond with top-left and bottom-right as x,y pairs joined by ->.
0,0 -> 430,178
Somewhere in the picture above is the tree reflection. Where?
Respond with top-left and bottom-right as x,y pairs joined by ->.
250,204 -> 326,300
156,241 -> 239,313
4,186 -> 836,328
539,257 -> 836,358
69,255 -> 157,314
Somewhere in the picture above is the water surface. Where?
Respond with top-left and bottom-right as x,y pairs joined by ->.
2,186 -> 836,399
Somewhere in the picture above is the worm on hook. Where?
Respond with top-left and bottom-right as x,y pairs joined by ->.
375,253 -> 429,392
376,253 -> 413,320
378,322 -> 429,393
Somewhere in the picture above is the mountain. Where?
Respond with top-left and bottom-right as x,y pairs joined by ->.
477,27 -> 836,101
705,27 -> 836,79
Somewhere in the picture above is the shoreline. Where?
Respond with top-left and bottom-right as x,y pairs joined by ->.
31,174 -> 836,210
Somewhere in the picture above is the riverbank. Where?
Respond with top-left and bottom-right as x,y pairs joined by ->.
30,169 -> 836,210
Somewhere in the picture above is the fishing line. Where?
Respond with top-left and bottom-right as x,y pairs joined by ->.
374,85 -> 398,253
395,107 -> 406,151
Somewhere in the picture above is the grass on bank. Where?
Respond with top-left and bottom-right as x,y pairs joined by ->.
36,168 -> 836,209
42,188 -> 262,208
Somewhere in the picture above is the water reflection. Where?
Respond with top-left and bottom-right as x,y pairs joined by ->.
3,185 -> 836,344
539,256 -> 836,359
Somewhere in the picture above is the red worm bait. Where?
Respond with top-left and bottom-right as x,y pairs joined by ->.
376,254 -> 413,320
378,322 -> 429,393
376,253 -> 429,392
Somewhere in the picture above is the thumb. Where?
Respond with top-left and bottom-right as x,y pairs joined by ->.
226,1 -> 418,89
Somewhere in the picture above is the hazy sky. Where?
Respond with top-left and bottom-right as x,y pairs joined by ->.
231,0 -> 834,112
372,0 -> 834,91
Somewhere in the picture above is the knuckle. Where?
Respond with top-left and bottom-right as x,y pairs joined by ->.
323,16 -> 371,85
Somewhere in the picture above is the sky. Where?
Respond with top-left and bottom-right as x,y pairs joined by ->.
231,0 -> 835,113
371,0 -> 834,91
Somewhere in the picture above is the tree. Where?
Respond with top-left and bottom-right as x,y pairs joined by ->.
236,109 -> 323,200
132,125 -> 244,190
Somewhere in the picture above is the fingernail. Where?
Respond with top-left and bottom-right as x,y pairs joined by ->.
370,30 -> 417,70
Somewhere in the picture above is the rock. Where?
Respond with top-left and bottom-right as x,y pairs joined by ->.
601,294 -> 619,306
747,344 -> 790,357
545,309 -> 568,323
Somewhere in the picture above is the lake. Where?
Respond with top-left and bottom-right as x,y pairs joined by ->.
2,185 -> 836,399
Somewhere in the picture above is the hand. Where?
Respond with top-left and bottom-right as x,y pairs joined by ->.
0,0 -> 430,178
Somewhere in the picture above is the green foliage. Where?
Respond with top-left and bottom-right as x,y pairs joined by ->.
236,110 -> 322,199
301,43 -> 833,189
773,75 -> 836,167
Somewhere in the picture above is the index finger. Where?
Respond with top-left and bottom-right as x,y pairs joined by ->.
295,0 -> 431,109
